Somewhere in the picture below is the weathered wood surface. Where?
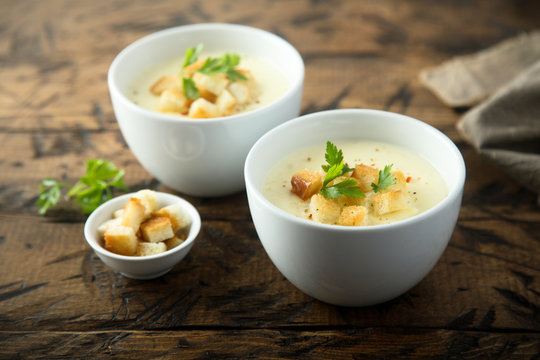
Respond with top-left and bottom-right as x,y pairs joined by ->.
1,0 -> 539,358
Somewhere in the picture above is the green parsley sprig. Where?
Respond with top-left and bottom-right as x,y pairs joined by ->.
319,141 -> 396,199
37,159 -> 129,216
181,44 -> 247,99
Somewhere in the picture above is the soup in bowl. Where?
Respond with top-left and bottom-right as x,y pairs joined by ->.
244,109 -> 465,306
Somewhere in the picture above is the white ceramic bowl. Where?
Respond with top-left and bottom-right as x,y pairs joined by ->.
84,191 -> 201,279
108,23 -> 304,197
245,109 -> 466,306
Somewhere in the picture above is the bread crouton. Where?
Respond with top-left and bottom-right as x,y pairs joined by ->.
137,242 -> 167,256
372,190 -> 408,215
97,217 -> 122,238
152,203 -> 191,233
158,89 -> 188,113
164,235 -> 185,250
188,98 -> 219,118
183,59 -> 205,75
351,164 -> 379,192
133,189 -> 158,219
215,89 -> 237,115
193,72 -> 229,96
140,216 -> 174,243
121,197 -> 146,231
228,82 -> 250,104
309,194 -> 341,225
113,208 -> 123,218
337,206 -> 367,226
104,224 -> 138,256
291,168 -> 323,201
150,75 -> 182,96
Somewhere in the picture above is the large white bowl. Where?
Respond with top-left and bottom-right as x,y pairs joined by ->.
84,191 -> 201,279
245,109 -> 466,306
108,23 -> 304,197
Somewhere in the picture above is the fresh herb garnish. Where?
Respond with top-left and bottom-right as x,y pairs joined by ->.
319,141 -> 396,199
371,164 -> 396,193
320,141 -> 362,199
180,44 -> 247,99
37,159 -> 129,216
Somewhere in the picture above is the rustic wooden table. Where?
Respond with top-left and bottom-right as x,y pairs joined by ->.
1,0 -> 539,358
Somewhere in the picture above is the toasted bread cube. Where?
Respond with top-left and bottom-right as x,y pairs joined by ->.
291,168 -> 323,201
140,216 -> 174,243
113,208 -> 123,218
309,194 -> 341,225
388,170 -> 406,192
121,197 -> 146,231
97,217 -> 122,238
152,203 -> 191,233
193,72 -> 229,96
158,89 -> 188,113
215,89 -> 237,115
150,75 -> 182,96
104,224 -> 138,256
337,206 -> 367,226
351,164 -> 379,192
188,98 -> 219,118
228,82 -> 250,104
133,189 -> 158,219
164,235 -> 185,250
183,59 -> 205,75
137,242 -> 167,256
372,190 -> 408,215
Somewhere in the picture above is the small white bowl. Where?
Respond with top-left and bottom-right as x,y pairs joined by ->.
108,23 -> 304,197
84,191 -> 201,279
245,109 -> 466,306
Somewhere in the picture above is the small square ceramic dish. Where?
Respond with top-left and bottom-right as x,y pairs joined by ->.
244,109 -> 466,306
84,191 -> 201,279
108,23 -> 304,197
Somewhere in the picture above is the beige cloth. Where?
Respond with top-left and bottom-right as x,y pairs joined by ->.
420,31 -> 540,199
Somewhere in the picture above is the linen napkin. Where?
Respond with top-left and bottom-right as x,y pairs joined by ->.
419,31 -> 540,200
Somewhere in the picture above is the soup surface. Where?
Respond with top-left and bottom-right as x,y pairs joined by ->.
262,141 -> 448,226
127,53 -> 289,117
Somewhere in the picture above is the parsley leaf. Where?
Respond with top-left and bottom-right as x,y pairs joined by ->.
182,44 -> 203,68
37,178 -> 69,215
371,164 -> 396,193
37,159 -> 129,216
321,178 -> 365,199
182,77 -> 199,99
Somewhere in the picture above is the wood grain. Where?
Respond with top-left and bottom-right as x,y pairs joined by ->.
1,0 -> 539,358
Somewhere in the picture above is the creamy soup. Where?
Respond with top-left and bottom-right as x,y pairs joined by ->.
127,53 -> 289,117
262,141 -> 448,226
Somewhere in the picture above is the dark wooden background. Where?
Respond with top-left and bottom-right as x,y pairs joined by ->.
1,0 -> 539,358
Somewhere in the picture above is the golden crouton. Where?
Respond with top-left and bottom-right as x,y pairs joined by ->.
97,217 -> 121,238
133,189 -> 158,219
188,98 -> 219,118
215,89 -> 237,115
104,224 -> 138,256
150,75 -> 182,96
140,216 -> 175,243
351,164 -> 379,192
309,194 -> 341,225
137,242 -> 167,256
158,89 -> 188,113
164,235 -> 185,250
113,208 -> 123,218
291,168 -> 323,201
228,82 -> 250,104
337,206 -> 367,226
152,203 -> 191,233
372,190 -> 408,215
121,197 -> 146,231
183,59 -> 205,75
193,72 -> 229,96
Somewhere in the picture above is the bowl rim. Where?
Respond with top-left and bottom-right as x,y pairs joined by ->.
107,22 -> 305,125
83,191 -> 201,261
244,108 -> 466,233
